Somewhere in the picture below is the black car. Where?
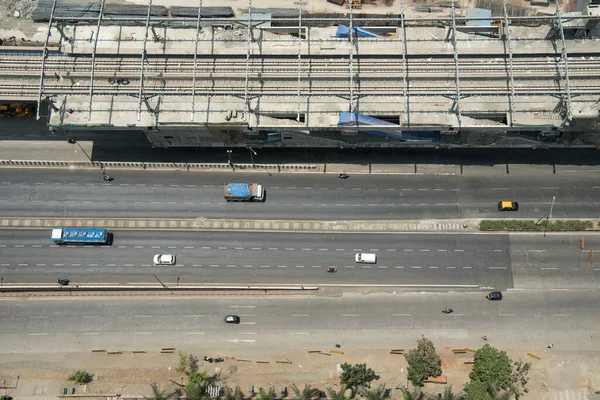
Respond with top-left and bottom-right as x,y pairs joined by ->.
486,291 -> 502,300
224,315 -> 240,324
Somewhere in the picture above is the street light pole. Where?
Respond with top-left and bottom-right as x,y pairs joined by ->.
226,149 -> 232,167
248,147 -> 257,167
543,195 -> 556,238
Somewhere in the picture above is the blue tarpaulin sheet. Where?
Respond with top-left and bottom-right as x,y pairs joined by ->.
335,25 -> 381,38
226,183 -> 251,197
338,113 -> 440,142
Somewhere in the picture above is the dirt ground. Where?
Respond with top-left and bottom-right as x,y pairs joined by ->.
2,346 -> 599,400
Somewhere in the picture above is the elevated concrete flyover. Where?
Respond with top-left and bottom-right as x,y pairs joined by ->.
1,0 -> 600,148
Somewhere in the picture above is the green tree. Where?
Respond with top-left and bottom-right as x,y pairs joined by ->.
358,385 -> 389,400
465,344 -> 512,398
291,384 -> 320,400
256,387 -> 278,400
176,351 -> 198,374
68,370 -> 92,384
326,385 -> 349,400
222,386 -> 244,400
398,387 -> 424,400
339,363 -> 376,398
147,382 -> 178,400
405,337 -> 442,387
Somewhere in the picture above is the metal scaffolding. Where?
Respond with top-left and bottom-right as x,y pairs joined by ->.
449,0 -> 462,127
554,1 -> 574,124
36,0 -> 58,120
87,0 -> 106,121
190,0 -> 204,121
502,0 -> 517,126
399,0 -> 410,127
136,0 -> 153,121
14,0 -> 600,133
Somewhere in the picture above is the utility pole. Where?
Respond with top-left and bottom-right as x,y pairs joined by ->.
543,195 -> 556,237
248,147 -> 257,166
226,149 -> 232,167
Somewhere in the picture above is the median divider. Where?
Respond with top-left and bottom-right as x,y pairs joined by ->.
0,285 -> 319,293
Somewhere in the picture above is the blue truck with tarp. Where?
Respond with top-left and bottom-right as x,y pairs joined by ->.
51,227 -> 112,245
224,183 -> 265,202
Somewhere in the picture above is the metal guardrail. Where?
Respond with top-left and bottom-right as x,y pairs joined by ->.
0,159 -> 319,171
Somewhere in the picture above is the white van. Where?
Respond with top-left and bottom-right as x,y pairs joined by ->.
355,253 -> 377,264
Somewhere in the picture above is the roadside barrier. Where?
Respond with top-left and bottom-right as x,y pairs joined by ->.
0,159 -> 319,172
91,349 -> 106,353
161,347 -> 176,353
389,349 -> 404,354
527,353 -> 541,360
330,350 -> 344,355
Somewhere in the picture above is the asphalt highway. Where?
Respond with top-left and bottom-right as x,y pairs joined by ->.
0,167 -> 599,219
0,290 -> 598,354
0,230 -> 512,288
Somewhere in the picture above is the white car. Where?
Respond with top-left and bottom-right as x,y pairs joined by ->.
153,254 -> 176,265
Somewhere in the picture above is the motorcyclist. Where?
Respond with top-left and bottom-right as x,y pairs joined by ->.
327,267 -> 337,273
338,173 -> 349,179
103,174 -> 112,181
442,308 -> 453,314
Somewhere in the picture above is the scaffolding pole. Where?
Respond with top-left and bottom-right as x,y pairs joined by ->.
50,14 -> 599,25
502,0 -> 517,126
349,1 -> 356,114
243,0 -> 253,121
190,0 -> 204,121
296,5 -> 303,123
87,0 -> 106,121
554,1 -> 574,123
450,0 -> 462,127
137,0 -> 153,121
36,0 -> 58,121
399,0 -> 409,127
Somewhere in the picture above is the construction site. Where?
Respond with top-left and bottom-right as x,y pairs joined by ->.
1,0 -> 600,148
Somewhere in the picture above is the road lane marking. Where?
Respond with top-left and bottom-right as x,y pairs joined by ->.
429,266 -> 439,269
541,267 -> 558,270
186,332 -> 205,335
28,333 -> 47,336
228,339 -> 255,343
240,332 -> 258,335
454,249 -> 464,252
291,314 -> 309,317
411,266 -> 422,269
395,266 -> 404,269
498,313 -> 516,317
541,187 -> 559,190
292,332 -> 309,335
240,315 -> 256,317
278,265 -> 288,268
243,265 -> 253,268
489,267 -> 507,270
187,315 -> 206,317
387,249 -> 396,252
209,264 -> 219,267
30,316 -> 48,319
341,314 -> 359,317
404,249 -> 413,252
393,314 -> 411,317
134,332 -> 152,335
438,249 -> 447,252
552,314 -> 571,317
135,315 -> 152,318
83,316 -> 100,318
240,322 -> 256,325
83,332 -> 99,335
229,305 -> 255,308
420,249 -> 430,252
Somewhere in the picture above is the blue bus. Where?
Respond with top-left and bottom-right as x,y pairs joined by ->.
51,228 -> 112,245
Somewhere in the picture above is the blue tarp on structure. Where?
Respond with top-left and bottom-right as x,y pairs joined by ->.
338,113 -> 440,142
226,183 -> 251,197
335,25 -> 381,38
466,8 -> 492,26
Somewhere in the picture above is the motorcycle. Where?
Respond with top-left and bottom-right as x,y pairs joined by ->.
327,267 -> 337,273
338,173 -> 349,179
103,175 -> 113,181
66,138 -> 76,144
442,308 -> 453,314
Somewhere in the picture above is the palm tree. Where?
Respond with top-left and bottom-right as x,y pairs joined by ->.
148,383 -> 178,400
358,385 -> 389,400
291,384 -> 320,400
398,387 -> 424,400
426,387 -> 465,400
222,386 -> 244,400
256,387 -> 278,400
326,385 -> 349,400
